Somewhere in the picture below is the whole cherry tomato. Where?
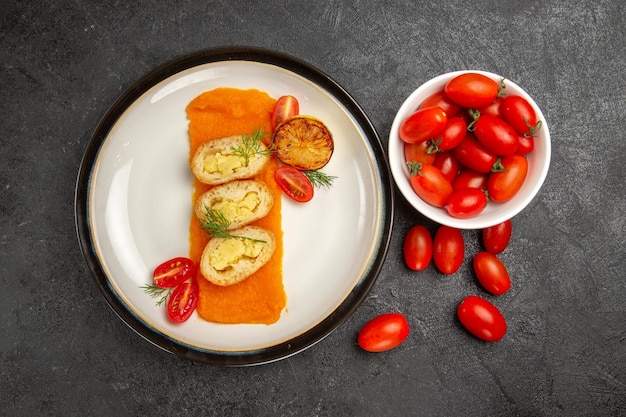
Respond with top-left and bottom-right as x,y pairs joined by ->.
399,107 -> 447,144
271,95 -> 299,131
446,188 -> 488,218
403,225 -> 432,271
473,114 -> 519,156
482,219 -> 512,254
428,117 -> 467,152
488,154 -> 528,202
445,73 -> 500,108
500,95 -> 541,137
452,133 -> 499,173
153,257 -> 197,288
516,135 -> 534,154
275,165 -> 314,203
418,90 -> 461,117
433,225 -> 464,274
404,141 -> 435,165
457,295 -> 507,342
473,252 -> 511,295
407,162 -> 453,208
358,313 -> 410,352
477,97 -> 504,118
167,279 -> 199,323
452,168 -> 488,192
433,151 -> 460,183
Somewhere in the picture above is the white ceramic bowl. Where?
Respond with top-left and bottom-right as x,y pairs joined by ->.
388,70 -> 551,229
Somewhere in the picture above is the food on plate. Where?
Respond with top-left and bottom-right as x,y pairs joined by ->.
152,257 -> 197,288
457,295 -> 507,342
358,313 -> 410,352
274,165 -> 314,203
272,115 -> 334,170
270,95 -> 299,131
200,226 -> 276,287
194,179 -> 274,230
166,279 -> 199,323
190,132 -> 271,185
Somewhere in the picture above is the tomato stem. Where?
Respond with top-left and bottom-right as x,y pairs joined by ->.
491,158 -> 505,173
497,78 -> 507,98
466,109 -> 480,131
407,161 -> 424,177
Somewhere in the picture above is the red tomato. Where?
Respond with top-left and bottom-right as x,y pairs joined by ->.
358,313 -> 410,352
446,188 -> 488,218
482,219 -> 512,254
488,154 -> 528,202
271,95 -> 299,131
477,97 -> 504,118
429,117 -> 467,152
500,95 -> 540,137
418,90 -> 461,117
452,169 -> 488,192
444,73 -> 499,108
517,135 -> 534,154
167,279 -> 199,323
404,141 -> 435,165
452,133 -> 499,173
457,295 -> 507,342
473,114 -> 519,156
399,107 -> 447,144
433,225 -> 464,274
153,257 -> 197,288
473,252 -> 511,295
407,162 -> 453,207
275,165 -> 314,202
403,225 -> 432,271
433,151 -> 460,183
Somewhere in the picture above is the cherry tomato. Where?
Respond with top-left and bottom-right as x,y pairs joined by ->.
500,95 -> 540,137
433,225 -> 464,274
404,141 -> 435,165
275,165 -> 314,203
399,107 -> 447,144
444,73 -> 499,108
482,219 -> 512,254
457,295 -> 507,342
473,252 -> 511,295
473,114 -> 519,156
488,154 -> 528,202
429,117 -> 467,152
452,133 -> 499,173
358,313 -> 410,352
446,188 -> 488,219
167,279 -> 199,323
271,95 -> 299,131
403,225 -> 432,271
433,151 -> 460,183
153,257 -> 197,288
407,162 -> 453,208
517,135 -> 534,154
418,90 -> 461,117
477,97 -> 504,118
452,168 -> 488,192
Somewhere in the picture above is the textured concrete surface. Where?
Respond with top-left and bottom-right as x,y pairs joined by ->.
1,1 -> 624,416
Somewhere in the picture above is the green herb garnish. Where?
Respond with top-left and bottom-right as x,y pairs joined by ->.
230,128 -> 272,165
198,206 -> 266,243
303,170 -> 337,189
140,284 -> 172,306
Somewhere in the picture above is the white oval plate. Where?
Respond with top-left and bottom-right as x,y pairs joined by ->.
75,47 -> 394,365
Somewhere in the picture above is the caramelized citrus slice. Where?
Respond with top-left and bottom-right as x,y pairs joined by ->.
272,116 -> 334,170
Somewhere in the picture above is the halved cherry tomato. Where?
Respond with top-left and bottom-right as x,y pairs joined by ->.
418,90 -> 461,117
452,133 -> 499,173
358,313 -> 410,352
457,295 -> 507,342
482,220 -> 512,254
452,168 -> 488,192
433,225 -> 464,274
404,141 -> 435,165
428,117 -> 467,152
399,107 -> 447,144
270,95 -> 299,131
403,225 -> 432,271
487,154 -> 528,202
433,151 -> 460,183
153,257 -> 197,288
275,165 -> 314,202
167,279 -> 199,323
516,135 -> 534,154
473,114 -> 519,156
500,95 -> 540,137
407,162 -> 453,208
473,252 -> 511,295
446,188 -> 488,219
445,73 -> 499,108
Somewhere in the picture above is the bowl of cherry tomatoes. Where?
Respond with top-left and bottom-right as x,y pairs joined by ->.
388,70 -> 551,229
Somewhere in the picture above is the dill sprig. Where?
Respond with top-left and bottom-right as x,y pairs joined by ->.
303,170 -> 337,189
198,206 -> 266,243
140,284 -> 172,306
230,128 -> 272,165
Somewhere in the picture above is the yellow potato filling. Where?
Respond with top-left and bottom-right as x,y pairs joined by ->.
211,192 -> 260,224
202,152 -> 246,176
209,238 -> 264,271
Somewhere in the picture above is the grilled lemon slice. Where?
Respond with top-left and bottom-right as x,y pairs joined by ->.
272,116 -> 334,170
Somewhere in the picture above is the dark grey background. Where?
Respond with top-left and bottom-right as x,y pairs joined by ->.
2,1 -> 624,416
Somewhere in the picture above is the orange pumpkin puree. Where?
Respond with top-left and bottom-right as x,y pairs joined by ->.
185,88 -> 286,324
